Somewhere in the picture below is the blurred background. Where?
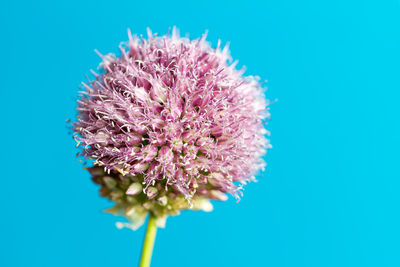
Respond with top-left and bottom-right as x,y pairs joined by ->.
1,0 -> 399,266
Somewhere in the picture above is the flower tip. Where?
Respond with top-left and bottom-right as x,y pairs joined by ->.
210,190 -> 228,201
126,183 -> 143,196
193,199 -> 213,212
146,187 -> 158,199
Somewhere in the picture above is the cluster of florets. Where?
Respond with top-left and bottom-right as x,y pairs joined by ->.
74,28 -> 270,229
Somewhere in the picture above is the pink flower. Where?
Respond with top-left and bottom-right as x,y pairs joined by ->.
73,28 -> 271,229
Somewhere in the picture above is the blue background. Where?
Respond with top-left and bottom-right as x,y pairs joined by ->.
1,0 -> 400,266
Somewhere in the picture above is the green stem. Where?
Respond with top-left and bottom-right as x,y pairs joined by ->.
139,214 -> 157,267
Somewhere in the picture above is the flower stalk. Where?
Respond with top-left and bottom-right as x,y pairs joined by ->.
139,215 -> 157,267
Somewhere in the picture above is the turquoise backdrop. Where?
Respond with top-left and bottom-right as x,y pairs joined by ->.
1,0 -> 400,266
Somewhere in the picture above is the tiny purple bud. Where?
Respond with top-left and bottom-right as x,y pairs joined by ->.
126,183 -> 142,196
132,161 -> 150,173
209,190 -> 228,201
157,196 -> 168,206
150,83 -> 167,103
94,132 -> 109,143
146,187 -> 158,199
141,145 -> 158,162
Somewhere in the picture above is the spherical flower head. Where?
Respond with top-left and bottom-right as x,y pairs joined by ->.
73,28 -> 271,229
